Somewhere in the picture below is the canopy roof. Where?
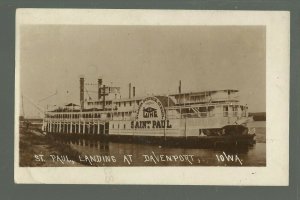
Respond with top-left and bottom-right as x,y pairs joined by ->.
170,89 -> 239,97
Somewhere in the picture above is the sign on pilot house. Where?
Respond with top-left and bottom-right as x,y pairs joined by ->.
131,97 -> 172,129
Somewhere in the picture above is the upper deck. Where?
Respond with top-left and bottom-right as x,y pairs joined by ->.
170,89 -> 239,105
83,89 -> 239,110
45,89 -> 247,122
47,89 -> 240,112
44,78 -> 248,122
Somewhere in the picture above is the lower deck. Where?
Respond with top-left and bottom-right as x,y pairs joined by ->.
43,117 -> 251,138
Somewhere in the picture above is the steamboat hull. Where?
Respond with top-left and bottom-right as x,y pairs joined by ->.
47,132 -> 256,148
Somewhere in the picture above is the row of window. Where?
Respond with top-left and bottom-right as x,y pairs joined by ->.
178,105 -> 247,117
87,100 -> 142,107
46,113 -> 111,119
87,101 -> 112,106
47,122 -> 128,131
111,123 -> 126,129
115,100 -> 141,107
46,112 -> 134,119
223,105 -> 246,111
223,105 -> 247,117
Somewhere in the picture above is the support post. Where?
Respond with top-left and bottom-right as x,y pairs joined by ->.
83,122 -> 85,134
50,122 -> 52,132
184,117 -> 187,140
79,121 -> 81,134
93,123 -> 95,134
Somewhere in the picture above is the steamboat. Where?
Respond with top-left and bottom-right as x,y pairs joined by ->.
42,77 -> 256,147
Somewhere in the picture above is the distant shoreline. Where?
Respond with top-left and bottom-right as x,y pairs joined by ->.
249,112 -> 266,121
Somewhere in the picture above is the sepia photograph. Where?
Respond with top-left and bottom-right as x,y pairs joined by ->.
15,9 -> 289,185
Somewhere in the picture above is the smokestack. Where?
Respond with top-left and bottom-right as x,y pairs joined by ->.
98,78 -> 102,99
133,86 -> 136,97
102,85 -> 106,110
179,80 -> 181,94
129,83 -> 132,99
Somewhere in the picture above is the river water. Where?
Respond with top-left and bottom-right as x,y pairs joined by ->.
64,121 -> 266,167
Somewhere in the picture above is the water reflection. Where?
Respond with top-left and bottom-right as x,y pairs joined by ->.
54,121 -> 266,167
55,137 -> 265,167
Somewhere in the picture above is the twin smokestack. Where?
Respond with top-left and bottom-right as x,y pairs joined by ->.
80,78 -> 180,110
80,77 -> 105,110
79,77 -> 137,110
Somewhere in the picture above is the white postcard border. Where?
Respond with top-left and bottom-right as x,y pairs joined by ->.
15,9 -> 290,185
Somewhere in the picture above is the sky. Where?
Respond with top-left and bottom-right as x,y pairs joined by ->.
19,25 -> 266,117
